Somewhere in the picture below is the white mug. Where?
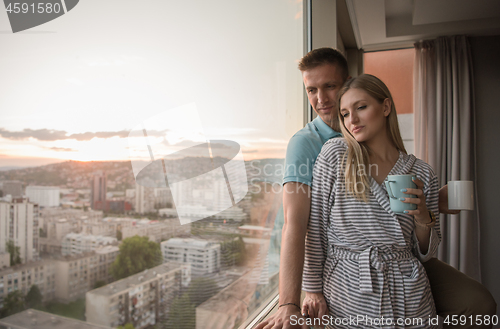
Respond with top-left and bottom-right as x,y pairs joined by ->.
448,181 -> 474,211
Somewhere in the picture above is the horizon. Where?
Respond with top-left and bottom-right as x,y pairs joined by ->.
0,154 -> 287,171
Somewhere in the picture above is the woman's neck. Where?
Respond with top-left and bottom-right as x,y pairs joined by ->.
366,133 -> 399,163
365,134 -> 400,184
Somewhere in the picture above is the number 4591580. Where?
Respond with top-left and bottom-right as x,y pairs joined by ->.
444,315 -> 498,326
6,2 -> 61,14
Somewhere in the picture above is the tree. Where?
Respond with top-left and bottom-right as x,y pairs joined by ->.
25,285 -> 42,309
116,229 -> 123,241
186,277 -> 219,307
6,240 -> 21,266
220,237 -> 246,267
165,294 -> 195,329
111,236 -> 162,280
0,290 -> 25,318
93,280 -> 106,289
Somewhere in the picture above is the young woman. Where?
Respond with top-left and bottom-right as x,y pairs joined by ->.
302,74 -> 441,328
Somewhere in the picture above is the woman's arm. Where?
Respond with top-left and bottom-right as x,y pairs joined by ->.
402,170 -> 441,260
407,178 -> 433,253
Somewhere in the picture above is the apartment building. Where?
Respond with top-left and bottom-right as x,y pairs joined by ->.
51,246 -> 119,303
61,233 -> 117,256
39,218 -> 70,255
90,171 -> 107,210
40,207 -> 103,229
25,186 -> 60,207
121,218 -> 190,243
135,181 -> 155,214
153,187 -> 173,208
39,208 -> 105,254
82,216 -> 134,238
0,309 -> 112,329
94,246 -> 120,284
161,238 -> 220,277
39,208 -> 103,242
86,262 -> 191,329
159,204 -> 247,222
0,180 -> 22,198
0,199 -> 39,263
0,252 -> 10,269
0,259 -> 56,308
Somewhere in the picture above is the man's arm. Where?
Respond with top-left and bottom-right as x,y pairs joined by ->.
254,182 -> 310,329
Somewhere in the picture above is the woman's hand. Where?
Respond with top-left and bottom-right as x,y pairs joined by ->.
302,292 -> 328,325
400,177 -> 431,225
400,177 -> 432,253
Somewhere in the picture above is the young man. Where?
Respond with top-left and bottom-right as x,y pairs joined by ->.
255,48 -> 496,329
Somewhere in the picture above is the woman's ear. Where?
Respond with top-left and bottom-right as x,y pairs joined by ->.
383,98 -> 391,117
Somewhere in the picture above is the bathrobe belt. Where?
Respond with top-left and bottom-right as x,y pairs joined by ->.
329,245 -> 413,293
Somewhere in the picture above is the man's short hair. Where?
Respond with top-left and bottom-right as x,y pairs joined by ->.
298,47 -> 349,80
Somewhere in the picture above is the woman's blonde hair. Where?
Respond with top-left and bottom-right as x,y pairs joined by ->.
337,74 -> 407,201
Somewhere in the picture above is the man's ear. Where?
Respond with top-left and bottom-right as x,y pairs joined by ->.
383,98 -> 391,117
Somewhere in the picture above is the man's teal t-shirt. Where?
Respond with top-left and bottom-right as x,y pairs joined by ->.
283,116 -> 342,187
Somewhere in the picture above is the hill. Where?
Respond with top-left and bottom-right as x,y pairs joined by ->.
0,160 -> 135,190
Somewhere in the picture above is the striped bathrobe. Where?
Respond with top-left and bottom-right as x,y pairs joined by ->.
303,138 -> 441,329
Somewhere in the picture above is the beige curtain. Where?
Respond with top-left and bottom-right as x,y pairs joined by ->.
414,36 -> 480,281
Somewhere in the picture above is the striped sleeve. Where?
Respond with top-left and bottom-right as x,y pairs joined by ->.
302,139 -> 343,292
412,160 -> 441,261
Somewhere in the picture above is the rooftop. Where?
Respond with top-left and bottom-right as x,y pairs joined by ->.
238,225 -> 272,232
25,186 -> 59,190
0,259 -> 55,276
87,262 -> 187,297
63,233 -> 117,243
0,309 -> 112,329
102,217 -> 135,222
197,271 -> 254,311
45,251 -> 97,262
95,245 -> 119,254
161,238 -> 216,248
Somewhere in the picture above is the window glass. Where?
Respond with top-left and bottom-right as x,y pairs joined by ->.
364,49 -> 415,153
0,0 -> 303,327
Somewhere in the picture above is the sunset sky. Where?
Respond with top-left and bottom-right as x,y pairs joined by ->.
0,0 -> 304,168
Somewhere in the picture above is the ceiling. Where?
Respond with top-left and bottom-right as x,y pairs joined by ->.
340,0 -> 500,51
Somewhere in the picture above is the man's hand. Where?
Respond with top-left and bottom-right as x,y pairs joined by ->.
302,292 -> 328,324
253,306 -> 308,329
439,185 -> 460,215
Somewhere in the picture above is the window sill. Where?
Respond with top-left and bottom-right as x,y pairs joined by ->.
239,290 -> 279,329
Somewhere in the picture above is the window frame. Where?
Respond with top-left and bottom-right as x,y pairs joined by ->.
239,1 -> 312,327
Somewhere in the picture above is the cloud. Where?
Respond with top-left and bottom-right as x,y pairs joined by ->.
0,128 -> 135,142
141,130 -> 170,138
48,147 -> 78,152
0,128 -> 68,141
69,131 -> 130,141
